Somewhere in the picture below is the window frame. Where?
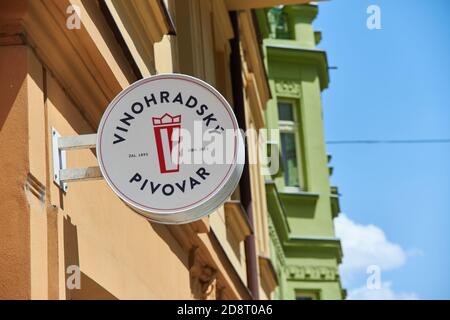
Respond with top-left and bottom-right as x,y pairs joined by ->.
277,98 -> 305,191
295,290 -> 321,300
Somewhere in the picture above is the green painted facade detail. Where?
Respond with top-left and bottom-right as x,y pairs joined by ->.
258,4 -> 345,300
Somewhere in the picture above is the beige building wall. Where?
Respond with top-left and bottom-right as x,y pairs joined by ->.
0,45 -> 32,299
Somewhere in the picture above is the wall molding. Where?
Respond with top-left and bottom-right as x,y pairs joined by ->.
268,217 -> 286,268
286,265 -> 340,282
274,80 -> 301,97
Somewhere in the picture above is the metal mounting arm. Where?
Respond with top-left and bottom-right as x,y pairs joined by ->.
52,128 -> 103,192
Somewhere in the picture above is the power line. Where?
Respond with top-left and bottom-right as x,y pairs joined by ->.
326,139 -> 450,145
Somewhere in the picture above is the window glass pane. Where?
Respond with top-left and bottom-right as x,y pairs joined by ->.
278,102 -> 294,121
280,132 -> 299,187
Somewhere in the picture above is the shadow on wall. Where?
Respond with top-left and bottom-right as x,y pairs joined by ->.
148,221 -> 221,299
0,46 -> 31,299
147,221 -> 190,270
148,221 -> 199,297
0,47 -> 27,130
63,215 -> 117,300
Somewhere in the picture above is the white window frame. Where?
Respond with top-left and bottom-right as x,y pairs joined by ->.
277,99 -> 304,191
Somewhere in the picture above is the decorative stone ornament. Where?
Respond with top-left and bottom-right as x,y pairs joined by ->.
97,74 -> 245,224
274,80 -> 301,97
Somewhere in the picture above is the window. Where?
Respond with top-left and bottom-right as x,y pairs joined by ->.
280,132 -> 299,187
277,100 -> 303,190
268,8 -> 291,40
278,102 -> 295,121
295,291 -> 319,300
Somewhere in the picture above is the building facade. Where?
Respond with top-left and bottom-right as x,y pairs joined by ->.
257,4 -> 346,300
0,0 -> 343,300
0,0 -> 289,300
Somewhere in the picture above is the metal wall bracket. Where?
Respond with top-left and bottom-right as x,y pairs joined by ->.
52,128 -> 68,192
52,128 -> 102,192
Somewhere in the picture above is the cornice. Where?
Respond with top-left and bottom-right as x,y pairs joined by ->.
265,41 -> 329,90
284,4 -> 318,23
265,180 -> 290,241
279,190 -> 320,204
286,264 -> 340,282
284,236 -> 343,263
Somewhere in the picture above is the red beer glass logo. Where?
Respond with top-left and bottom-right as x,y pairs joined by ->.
152,113 -> 182,174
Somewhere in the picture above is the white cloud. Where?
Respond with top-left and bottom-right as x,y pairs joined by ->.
335,214 -> 406,273
347,282 -> 418,300
335,214 -> 420,300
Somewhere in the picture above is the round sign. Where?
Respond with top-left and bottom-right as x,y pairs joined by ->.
97,74 -> 244,224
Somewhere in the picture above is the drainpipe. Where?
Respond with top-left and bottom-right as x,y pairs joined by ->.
229,11 -> 260,300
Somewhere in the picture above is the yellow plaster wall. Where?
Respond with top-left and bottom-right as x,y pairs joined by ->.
0,45 -> 31,299
45,72 -> 192,299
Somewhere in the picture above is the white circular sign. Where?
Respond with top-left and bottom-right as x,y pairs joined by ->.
97,74 -> 244,224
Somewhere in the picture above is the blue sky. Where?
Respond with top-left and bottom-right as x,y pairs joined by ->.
314,0 -> 450,299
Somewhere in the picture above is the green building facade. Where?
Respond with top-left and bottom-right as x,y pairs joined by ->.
257,4 -> 345,300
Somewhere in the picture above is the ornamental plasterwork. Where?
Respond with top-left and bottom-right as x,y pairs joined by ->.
274,80 -> 301,97
268,217 -> 286,268
189,247 -> 218,300
286,265 -> 340,281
